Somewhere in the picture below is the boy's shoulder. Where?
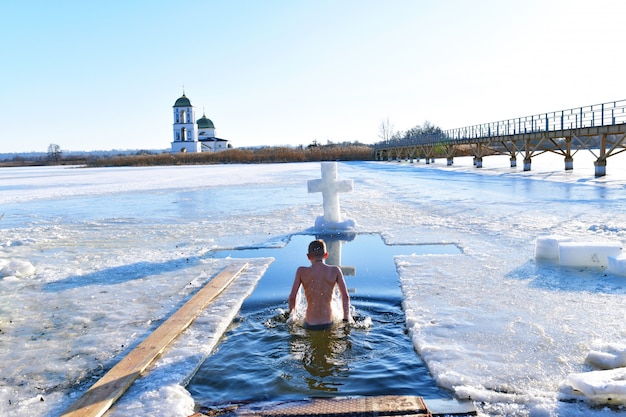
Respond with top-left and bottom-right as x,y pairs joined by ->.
296,265 -> 312,274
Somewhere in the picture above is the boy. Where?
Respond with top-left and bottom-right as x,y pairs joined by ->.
288,239 -> 351,330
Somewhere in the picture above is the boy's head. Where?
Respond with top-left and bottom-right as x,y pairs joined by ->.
308,239 -> 327,260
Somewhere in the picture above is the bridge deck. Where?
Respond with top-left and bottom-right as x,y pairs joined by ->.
374,99 -> 626,176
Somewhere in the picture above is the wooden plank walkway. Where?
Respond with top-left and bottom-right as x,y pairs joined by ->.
191,396 -> 434,417
61,261 -> 249,417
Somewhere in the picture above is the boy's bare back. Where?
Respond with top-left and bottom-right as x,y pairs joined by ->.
288,240 -> 350,328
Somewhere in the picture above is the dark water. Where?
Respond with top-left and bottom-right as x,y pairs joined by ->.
187,233 -> 458,409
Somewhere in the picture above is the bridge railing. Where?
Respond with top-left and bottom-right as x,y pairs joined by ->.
375,99 -> 626,149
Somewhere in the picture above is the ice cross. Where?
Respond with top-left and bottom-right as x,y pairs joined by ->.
308,162 -> 353,225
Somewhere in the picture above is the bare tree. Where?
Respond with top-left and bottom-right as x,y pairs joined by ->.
47,144 -> 63,163
378,117 -> 395,143
421,120 -> 443,135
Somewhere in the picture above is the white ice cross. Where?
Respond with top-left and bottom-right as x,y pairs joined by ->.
307,162 -> 353,224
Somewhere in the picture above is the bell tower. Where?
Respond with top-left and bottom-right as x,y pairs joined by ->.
171,92 -> 199,152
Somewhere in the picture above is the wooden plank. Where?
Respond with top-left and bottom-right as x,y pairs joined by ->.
195,396 -> 433,417
258,395 -> 431,416
61,261 -> 249,417
193,396 -> 478,417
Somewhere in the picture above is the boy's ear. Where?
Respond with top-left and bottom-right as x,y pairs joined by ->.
323,253 -> 329,259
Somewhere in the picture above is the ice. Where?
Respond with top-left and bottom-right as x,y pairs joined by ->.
535,235 -> 572,260
557,343 -> 626,406
559,368 -> 626,404
608,254 -> 626,276
585,343 -> 626,370
2,153 -> 626,417
308,161 -> 356,231
558,241 -> 622,268
535,235 -> 624,269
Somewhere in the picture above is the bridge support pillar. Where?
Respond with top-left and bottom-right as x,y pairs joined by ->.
447,157 -> 454,166
510,157 -> 517,168
564,156 -> 574,171
523,158 -> 532,171
425,158 -> 430,165
475,157 -> 483,168
594,159 -> 607,177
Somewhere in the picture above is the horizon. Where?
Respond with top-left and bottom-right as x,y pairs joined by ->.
2,0 -> 625,153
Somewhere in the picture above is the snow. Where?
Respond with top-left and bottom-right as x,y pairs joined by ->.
2,151 -> 626,417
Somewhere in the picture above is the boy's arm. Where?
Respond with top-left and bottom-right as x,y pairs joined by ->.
288,269 -> 302,313
335,267 -> 351,321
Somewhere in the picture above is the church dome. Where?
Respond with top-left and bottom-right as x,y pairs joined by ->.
197,115 -> 215,129
173,94 -> 192,107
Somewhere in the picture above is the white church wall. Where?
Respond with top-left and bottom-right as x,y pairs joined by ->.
171,141 -> 201,153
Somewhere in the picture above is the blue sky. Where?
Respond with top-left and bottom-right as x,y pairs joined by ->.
1,0 -> 625,153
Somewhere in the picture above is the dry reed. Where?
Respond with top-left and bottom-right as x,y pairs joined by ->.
85,145 -> 374,167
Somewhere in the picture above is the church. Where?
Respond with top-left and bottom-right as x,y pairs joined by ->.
171,92 -> 228,153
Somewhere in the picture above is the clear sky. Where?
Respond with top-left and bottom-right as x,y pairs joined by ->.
1,0 -> 625,153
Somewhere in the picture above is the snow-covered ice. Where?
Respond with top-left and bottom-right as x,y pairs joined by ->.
2,151 -> 626,417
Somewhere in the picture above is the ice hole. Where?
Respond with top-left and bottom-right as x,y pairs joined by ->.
187,233 -> 460,408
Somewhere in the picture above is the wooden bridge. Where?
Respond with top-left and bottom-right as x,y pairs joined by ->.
374,99 -> 626,177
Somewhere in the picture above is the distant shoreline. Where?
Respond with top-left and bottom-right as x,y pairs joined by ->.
0,145 -> 375,168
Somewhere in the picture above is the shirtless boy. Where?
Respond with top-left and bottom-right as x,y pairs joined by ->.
288,239 -> 351,330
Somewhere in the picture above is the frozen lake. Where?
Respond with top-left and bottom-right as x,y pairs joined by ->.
2,152 -> 626,416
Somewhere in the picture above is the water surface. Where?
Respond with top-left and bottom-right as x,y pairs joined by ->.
188,234 -> 459,409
